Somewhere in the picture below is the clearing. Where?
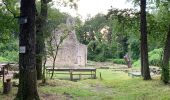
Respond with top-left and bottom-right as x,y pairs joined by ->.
0,62 -> 169,100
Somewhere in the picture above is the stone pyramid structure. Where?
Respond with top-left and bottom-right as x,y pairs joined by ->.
46,17 -> 87,67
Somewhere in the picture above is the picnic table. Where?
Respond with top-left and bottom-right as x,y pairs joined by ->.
46,67 -> 96,81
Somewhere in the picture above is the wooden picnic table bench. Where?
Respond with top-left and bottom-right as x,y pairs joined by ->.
128,72 -> 141,78
46,67 -> 96,81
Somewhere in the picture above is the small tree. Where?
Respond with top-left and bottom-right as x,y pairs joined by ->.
46,24 -> 69,79
42,44 -> 48,83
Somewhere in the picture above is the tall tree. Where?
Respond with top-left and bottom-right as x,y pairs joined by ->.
140,0 -> 151,80
15,0 -> 39,99
157,0 -> 170,84
162,25 -> 170,83
36,0 -> 49,80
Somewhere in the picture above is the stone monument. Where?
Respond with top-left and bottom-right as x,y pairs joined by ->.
46,16 -> 87,67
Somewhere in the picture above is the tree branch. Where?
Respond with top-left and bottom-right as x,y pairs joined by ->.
2,0 -> 17,18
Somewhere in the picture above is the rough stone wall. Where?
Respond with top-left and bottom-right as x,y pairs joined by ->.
46,30 -> 87,67
55,30 -> 87,67
77,44 -> 87,66
46,16 -> 87,67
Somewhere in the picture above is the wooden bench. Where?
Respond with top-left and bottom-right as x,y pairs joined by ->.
46,67 -> 96,81
128,72 -> 141,78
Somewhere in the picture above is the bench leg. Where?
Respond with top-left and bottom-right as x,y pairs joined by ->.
100,72 -> 102,80
94,71 -> 96,79
91,71 -> 92,78
79,74 -> 82,80
70,70 -> 73,81
49,70 -> 51,78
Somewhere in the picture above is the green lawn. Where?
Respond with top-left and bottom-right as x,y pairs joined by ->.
0,69 -> 170,100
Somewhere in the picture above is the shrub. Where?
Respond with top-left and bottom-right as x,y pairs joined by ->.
148,48 -> 163,66
2,50 -> 19,62
0,40 -> 19,62
112,59 -> 126,64
132,60 -> 140,67
132,48 -> 163,67
0,56 -> 9,62
94,54 -> 106,62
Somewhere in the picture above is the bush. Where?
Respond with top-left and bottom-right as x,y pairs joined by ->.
0,40 -> 19,62
132,60 -> 140,67
148,48 -> 163,66
0,56 -> 9,62
106,58 -> 135,65
2,50 -> 18,62
132,48 -> 163,67
112,59 -> 126,64
94,54 -> 106,62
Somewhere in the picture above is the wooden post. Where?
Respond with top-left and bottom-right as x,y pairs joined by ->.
2,66 -> 4,93
94,70 -> 96,79
91,70 -> 92,78
6,64 -> 9,74
79,74 -> 82,80
70,70 -> 73,81
3,79 -> 12,94
100,72 -> 102,80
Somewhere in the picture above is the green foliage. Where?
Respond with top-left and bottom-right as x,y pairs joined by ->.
0,0 -> 19,63
75,2 -> 169,63
132,59 -> 141,67
108,58 -> 135,65
87,40 -> 114,62
0,0 -> 19,42
2,50 -> 18,62
93,54 -> 106,62
128,34 -> 140,60
148,48 -> 163,66
0,56 -> 9,62
112,59 -> 126,64
133,48 -> 163,67
0,40 -> 18,62
76,9 -> 142,61
161,64 -> 169,83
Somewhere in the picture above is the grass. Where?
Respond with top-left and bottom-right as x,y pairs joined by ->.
1,68 -> 170,100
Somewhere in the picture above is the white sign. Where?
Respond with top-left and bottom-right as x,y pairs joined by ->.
19,46 -> 26,53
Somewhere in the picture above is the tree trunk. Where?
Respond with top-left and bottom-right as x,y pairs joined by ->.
162,25 -> 170,84
15,0 -> 39,99
107,28 -> 112,44
36,0 -> 48,80
140,46 -> 144,77
42,55 -> 47,84
50,57 -> 56,79
50,45 -> 59,79
140,0 -> 151,80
